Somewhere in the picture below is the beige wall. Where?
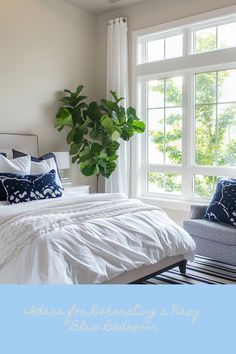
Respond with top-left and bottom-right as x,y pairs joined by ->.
96,0 -> 236,222
2,0 -> 236,202
0,0 -> 97,191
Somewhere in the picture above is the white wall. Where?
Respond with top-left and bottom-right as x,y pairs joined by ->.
0,0 -> 97,191
95,0 -> 236,223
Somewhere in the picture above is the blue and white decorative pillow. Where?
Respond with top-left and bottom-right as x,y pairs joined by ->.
0,172 -> 23,201
2,176 -> 38,204
2,170 -> 63,204
33,170 -> 63,200
204,177 -> 236,226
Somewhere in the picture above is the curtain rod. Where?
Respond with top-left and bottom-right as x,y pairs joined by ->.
107,17 -> 127,25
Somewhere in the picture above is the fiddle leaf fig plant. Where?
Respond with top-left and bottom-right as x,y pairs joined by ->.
55,85 -> 145,192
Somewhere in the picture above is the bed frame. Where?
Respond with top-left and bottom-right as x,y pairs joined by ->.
106,256 -> 188,284
0,133 -> 39,157
131,259 -> 187,284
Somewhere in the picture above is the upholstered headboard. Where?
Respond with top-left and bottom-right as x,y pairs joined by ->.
0,133 -> 39,158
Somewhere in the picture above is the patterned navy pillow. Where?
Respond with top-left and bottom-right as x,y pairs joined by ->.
204,177 -> 236,226
2,170 -> 63,204
2,176 -> 38,204
33,170 -> 63,200
0,172 -> 22,201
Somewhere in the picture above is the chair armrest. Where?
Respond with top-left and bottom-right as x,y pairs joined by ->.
189,205 -> 208,219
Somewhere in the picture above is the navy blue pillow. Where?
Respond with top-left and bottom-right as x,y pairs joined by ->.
0,172 -> 21,201
33,170 -> 63,200
204,177 -> 236,226
2,176 -> 38,204
2,170 -> 63,204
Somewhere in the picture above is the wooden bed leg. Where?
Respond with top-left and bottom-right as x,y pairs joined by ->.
179,260 -> 187,275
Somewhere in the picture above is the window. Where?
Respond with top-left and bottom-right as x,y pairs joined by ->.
193,21 -> 236,53
145,34 -> 183,63
147,77 -> 183,166
134,8 -> 236,202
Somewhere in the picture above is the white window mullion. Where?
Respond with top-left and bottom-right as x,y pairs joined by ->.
183,27 -> 190,57
182,72 -> 193,200
215,71 -> 219,164
142,80 -> 148,195
147,165 -> 182,173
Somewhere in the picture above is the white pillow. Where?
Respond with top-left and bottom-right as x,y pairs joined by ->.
0,154 -> 31,175
30,157 -> 62,188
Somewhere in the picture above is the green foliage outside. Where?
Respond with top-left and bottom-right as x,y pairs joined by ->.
55,86 -> 145,191
148,32 -> 236,197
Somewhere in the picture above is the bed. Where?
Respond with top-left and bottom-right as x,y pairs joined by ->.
0,134 -> 196,284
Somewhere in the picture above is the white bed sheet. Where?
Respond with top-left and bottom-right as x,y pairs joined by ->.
0,193 -> 196,284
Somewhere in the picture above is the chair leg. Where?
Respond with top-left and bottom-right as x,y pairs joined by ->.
179,260 -> 187,274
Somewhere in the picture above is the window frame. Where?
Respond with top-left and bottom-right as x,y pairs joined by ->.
190,15 -> 236,54
132,5 -> 236,205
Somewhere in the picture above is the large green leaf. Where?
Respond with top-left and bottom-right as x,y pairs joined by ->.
100,99 -> 115,113
121,126 -> 134,140
89,129 -> 100,141
80,146 -> 90,157
60,96 -> 75,105
81,163 -> 97,176
74,96 -> 87,108
131,120 -> 146,133
69,143 -> 80,155
55,108 -> 73,127
72,155 -> 79,163
111,130 -> 120,141
64,89 -> 73,95
99,152 -> 108,159
66,129 -> 75,144
110,91 -> 124,104
127,107 -> 138,123
76,85 -> 84,96
99,160 -> 117,178
100,115 -> 114,133
91,143 -> 103,155
87,102 -> 101,122
106,141 -> 120,156
116,106 -> 126,124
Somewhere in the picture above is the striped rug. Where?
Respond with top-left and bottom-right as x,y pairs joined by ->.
144,255 -> 236,284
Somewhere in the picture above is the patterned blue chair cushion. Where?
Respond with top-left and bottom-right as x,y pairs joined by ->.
1,170 -> 63,204
204,177 -> 236,226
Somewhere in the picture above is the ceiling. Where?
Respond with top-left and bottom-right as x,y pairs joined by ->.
64,0 -> 146,14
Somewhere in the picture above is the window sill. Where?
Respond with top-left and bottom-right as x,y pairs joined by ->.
139,195 -> 207,212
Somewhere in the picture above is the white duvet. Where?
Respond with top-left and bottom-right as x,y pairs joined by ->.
0,192 -> 195,284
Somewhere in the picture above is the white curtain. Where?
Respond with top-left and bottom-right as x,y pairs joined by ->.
106,17 -> 130,196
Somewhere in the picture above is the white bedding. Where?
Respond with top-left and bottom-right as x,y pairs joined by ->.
0,192 -> 195,284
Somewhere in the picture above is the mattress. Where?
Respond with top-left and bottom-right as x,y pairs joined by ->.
0,192 -> 195,284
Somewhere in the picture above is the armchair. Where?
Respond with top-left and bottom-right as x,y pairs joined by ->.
183,205 -> 236,266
